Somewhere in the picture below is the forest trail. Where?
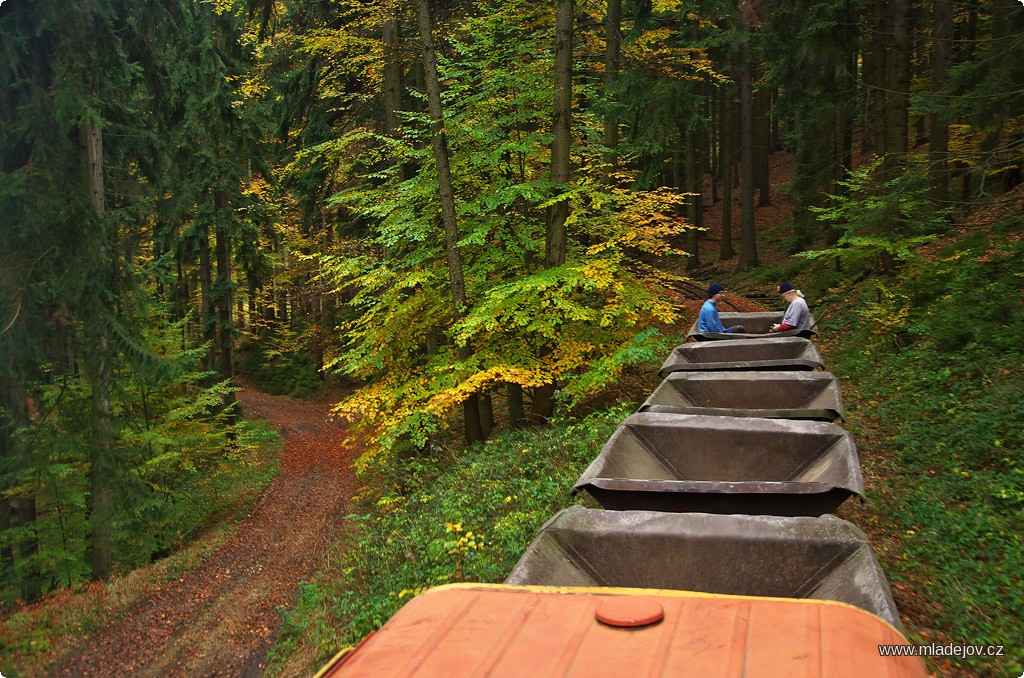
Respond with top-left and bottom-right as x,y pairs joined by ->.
57,387 -> 356,677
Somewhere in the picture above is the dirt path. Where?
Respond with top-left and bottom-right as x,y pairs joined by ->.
57,387 -> 355,677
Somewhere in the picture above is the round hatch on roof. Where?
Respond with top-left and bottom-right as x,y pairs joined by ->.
595,597 -> 665,628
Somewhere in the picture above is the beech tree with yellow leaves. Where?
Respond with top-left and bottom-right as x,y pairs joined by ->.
310,0 -> 691,467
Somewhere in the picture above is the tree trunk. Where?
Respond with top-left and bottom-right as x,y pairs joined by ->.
417,0 -> 467,314
81,43 -> 113,578
892,0 -> 912,157
198,217 -> 215,371
961,0 -> 978,62
770,86 -> 782,151
0,364 -> 26,574
755,84 -> 771,207
530,0 -> 574,425
883,0 -> 911,177
737,39 -> 759,271
383,15 -> 409,181
214,193 -> 234,381
862,0 -> 887,156
719,85 -> 734,260
708,92 -> 719,204
214,192 -> 237,425
529,384 -> 557,426
478,390 -> 494,439
416,0 -> 484,443
603,0 -> 622,167
248,278 -> 259,334
507,383 -> 526,428
462,393 -> 484,444
685,126 -> 701,270
547,0 -> 573,269
830,55 -> 856,247
383,17 -> 402,138
928,0 -> 953,206
89,335 -> 113,583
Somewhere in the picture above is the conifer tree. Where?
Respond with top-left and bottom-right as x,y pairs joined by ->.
928,0 -> 954,205
763,0 -> 859,248
1,0 -> 261,591
737,34 -> 759,270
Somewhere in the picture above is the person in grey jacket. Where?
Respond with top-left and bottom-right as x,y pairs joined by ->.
770,281 -> 811,332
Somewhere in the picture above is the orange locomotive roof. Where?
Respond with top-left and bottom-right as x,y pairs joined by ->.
319,584 -> 931,678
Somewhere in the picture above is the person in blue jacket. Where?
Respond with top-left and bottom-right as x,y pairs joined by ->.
698,283 -> 747,334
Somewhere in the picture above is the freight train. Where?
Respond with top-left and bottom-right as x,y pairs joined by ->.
315,310 -> 931,677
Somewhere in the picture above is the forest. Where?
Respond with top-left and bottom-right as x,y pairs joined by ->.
1,0 -> 1022,675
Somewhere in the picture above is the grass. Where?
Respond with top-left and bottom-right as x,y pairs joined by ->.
814,222 -> 1024,677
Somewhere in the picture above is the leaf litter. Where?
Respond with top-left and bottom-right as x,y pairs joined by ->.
51,386 -> 357,677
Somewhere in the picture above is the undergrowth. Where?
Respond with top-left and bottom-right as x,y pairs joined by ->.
824,221 -> 1024,676
238,331 -> 325,398
0,424 -> 280,675
265,403 -> 631,674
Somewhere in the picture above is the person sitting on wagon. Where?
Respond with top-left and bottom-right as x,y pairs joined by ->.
770,281 -> 811,332
698,283 -> 747,334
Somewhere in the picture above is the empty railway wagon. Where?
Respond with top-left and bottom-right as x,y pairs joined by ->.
315,315 -> 931,677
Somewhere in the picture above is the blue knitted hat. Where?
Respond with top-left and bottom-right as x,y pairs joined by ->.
707,283 -> 725,298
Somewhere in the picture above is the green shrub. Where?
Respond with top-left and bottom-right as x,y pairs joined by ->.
802,155 -> 949,274
828,222 -> 1024,675
238,334 -> 323,397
